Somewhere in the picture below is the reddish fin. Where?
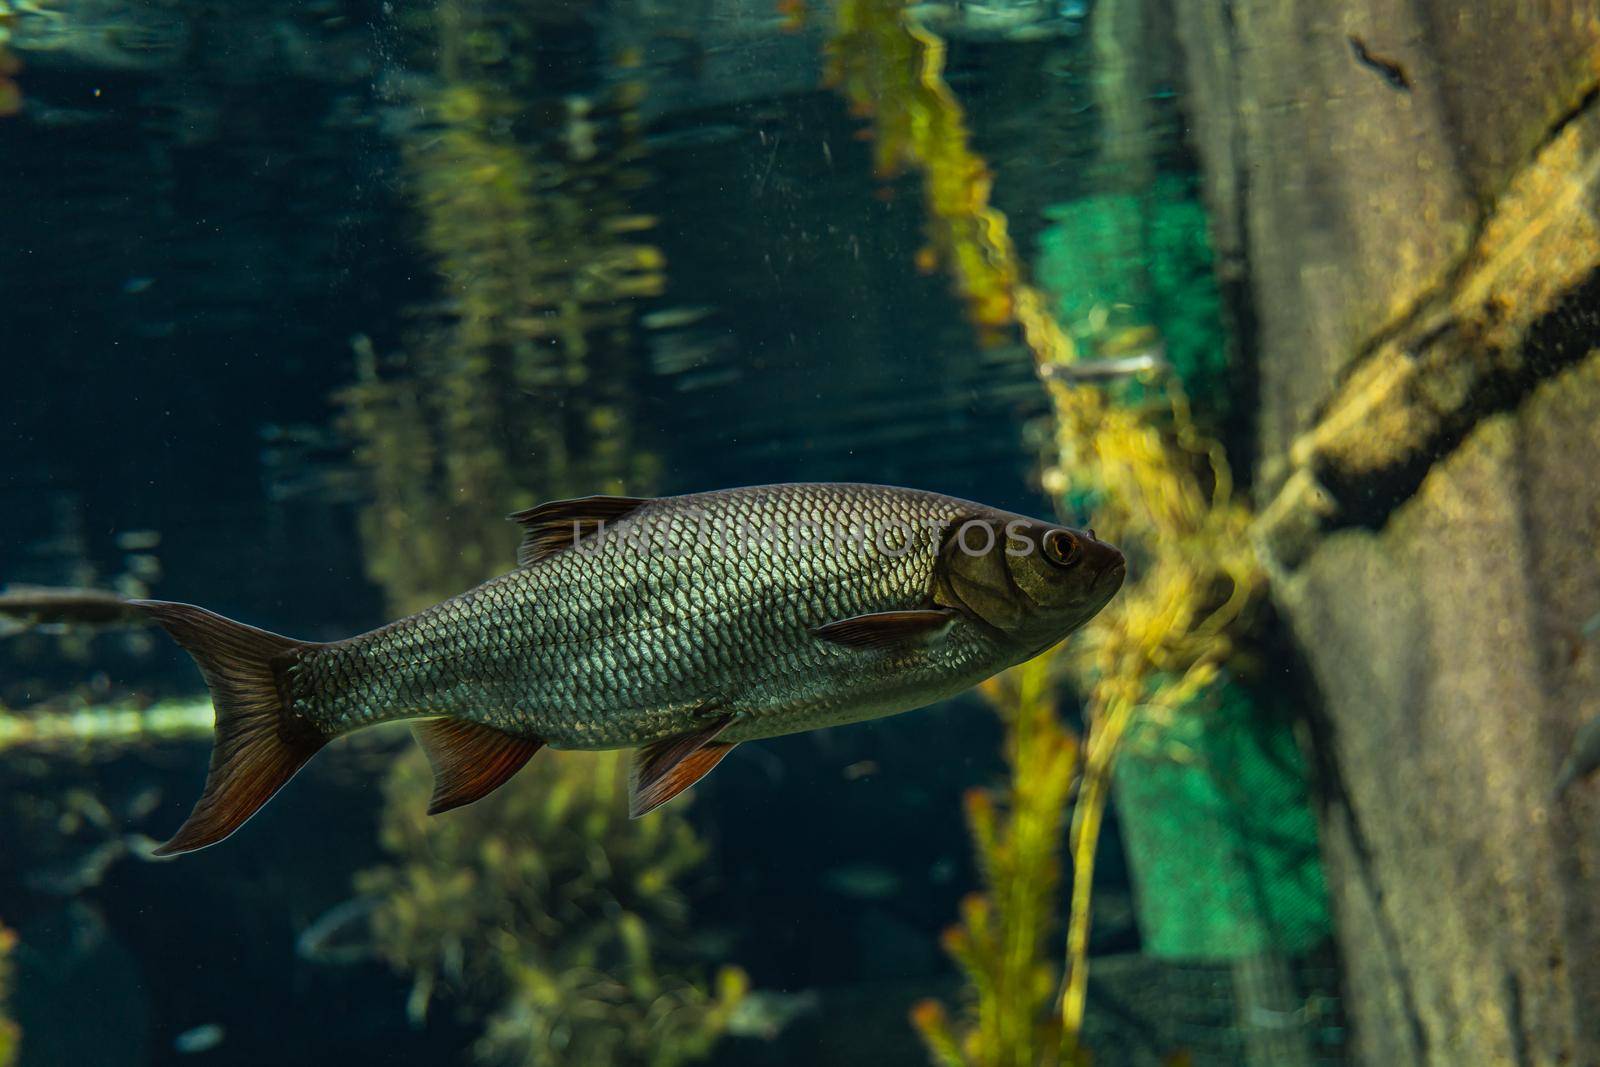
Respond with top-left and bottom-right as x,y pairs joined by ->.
508,495 -> 651,567
630,715 -> 735,818
133,600 -> 328,856
412,719 -> 544,814
813,608 -> 958,650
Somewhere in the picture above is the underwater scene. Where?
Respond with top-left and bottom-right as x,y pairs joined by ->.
3,0 -> 1599,1064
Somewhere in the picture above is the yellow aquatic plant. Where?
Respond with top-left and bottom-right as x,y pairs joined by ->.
826,0 -> 1261,1060
0,4 -> 20,118
911,655 -> 1078,1067
356,747 -> 746,1067
0,919 -> 15,1067
825,0 -> 1020,338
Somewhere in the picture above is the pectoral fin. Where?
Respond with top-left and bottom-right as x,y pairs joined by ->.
630,714 -> 736,818
812,608 -> 959,651
413,719 -> 544,815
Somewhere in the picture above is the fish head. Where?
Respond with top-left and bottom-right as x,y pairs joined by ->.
935,512 -> 1125,652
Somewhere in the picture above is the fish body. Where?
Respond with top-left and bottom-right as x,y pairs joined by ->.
137,483 -> 1124,854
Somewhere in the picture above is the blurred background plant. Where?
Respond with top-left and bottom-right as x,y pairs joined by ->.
909,655 -> 1079,1067
0,1 -> 20,118
356,747 -> 746,1067
339,0 -> 663,616
0,919 -> 16,1067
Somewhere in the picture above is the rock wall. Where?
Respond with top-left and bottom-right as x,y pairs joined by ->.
1171,2 -> 1600,1063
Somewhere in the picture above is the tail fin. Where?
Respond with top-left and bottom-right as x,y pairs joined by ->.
134,600 -> 329,856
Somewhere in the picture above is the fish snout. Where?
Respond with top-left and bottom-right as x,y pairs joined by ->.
1086,537 -> 1127,598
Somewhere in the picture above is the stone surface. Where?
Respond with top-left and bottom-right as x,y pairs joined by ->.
1173,0 -> 1600,487
1278,355 -> 1600,1066
1171,3 -> 1600,1063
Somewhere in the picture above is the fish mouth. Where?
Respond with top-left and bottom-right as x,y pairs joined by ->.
1094,553 -> 1127,601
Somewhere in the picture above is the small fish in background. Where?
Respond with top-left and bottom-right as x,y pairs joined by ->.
295,897 -> 379,966
821,862 -> 902,901
725,988 -> 821,1041
134,483 -> 1124,855
640,305 -> 717,331
1552,714 -> 1600,799
841,759 -> 878,780
1040,326 -> 1171,385
173,1023 -> 226,1055
1040,350 -> 1170,384
0,585 -> 139,635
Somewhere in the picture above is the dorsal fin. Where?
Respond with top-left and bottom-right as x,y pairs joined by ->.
630,714 -> 736,818
412,719 -> 544,815
508,495 -> 652,566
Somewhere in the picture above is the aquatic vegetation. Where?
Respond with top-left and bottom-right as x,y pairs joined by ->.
825,0 -> 1026,341
0,46 -> 18,118
0,919 -> 14,1067
355,746 -> 746,1067
341,0 -> 663,615
0,696 -> 212,754
911,655 -> 1080,1067
827,0 -> 1263,1059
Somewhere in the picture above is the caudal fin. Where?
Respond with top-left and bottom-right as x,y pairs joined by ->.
134,600 -> 329,856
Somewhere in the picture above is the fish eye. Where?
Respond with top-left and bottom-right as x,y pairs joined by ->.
1042,529 -> 1081,568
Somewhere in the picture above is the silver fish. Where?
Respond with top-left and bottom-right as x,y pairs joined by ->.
1038,349 -> 1171,384
137,483 -> 1124,854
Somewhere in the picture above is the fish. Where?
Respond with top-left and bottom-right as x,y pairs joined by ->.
1553,713 -> 1600,799
725,988 -> 821,1040
821,862 -> 902,900
295,896 -> 379,966
1039,348 -> 1170,384
136,482 -> 1125,855
0,585 -> 142,635
173,1023 -> 226,1055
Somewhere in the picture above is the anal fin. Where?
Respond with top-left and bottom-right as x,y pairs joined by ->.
630,714 -> 736,818
413,719 -> 544,815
